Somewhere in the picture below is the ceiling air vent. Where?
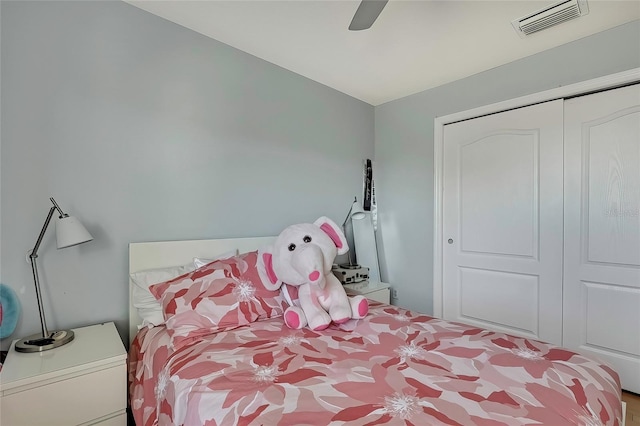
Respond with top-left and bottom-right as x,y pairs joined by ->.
512,0 -> 589,37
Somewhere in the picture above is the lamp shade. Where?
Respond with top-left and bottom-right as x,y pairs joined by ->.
56,216 -> 93,249
349,200 -> 366,221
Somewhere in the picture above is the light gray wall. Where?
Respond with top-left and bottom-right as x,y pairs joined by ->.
0,1 -> 373,349
374,20 -> 640,315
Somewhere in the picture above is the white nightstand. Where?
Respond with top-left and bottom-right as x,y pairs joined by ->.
343,281 -> 391,304
0,322 -> 127,426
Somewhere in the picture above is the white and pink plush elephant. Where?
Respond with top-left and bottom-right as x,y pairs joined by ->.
257,216 -> 369,331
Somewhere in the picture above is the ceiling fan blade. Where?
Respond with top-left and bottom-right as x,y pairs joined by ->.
348,0 -> 389,31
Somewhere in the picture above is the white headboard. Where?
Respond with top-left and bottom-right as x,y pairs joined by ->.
128,236 -> 276,344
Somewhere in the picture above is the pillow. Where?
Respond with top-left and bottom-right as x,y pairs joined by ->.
193,250 -> 238,268
130,250 -> 237,327
149,250 -> 286,349
131,263 -> 195,327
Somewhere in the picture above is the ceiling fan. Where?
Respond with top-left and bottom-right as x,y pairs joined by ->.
349,0 -> 389,31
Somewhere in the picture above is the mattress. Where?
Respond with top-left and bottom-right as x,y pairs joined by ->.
129,302 -> 622,425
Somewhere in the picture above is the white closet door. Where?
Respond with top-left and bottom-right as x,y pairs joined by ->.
563,84 -> 640,393
443,99 -> 564,345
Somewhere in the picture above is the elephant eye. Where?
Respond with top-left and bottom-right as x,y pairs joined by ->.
288,243 -> 296,251
303,235 -> 312,243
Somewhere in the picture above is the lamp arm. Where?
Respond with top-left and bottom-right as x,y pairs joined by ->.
341,196 -> 358,227
30,206 -> 58,259
29,205 -> 60,340
30,254 -> 50,339
31,198 -> 69,258
341,205 -> 354,228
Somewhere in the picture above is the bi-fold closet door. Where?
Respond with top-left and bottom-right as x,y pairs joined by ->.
442,84 -> 640,393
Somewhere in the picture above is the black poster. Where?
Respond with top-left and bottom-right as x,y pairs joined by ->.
363,159 -> 373,211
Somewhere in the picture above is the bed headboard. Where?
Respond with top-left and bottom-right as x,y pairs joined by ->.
128,236 -> 276,344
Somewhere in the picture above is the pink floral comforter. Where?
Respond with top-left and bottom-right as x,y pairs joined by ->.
129,303 -> 622,425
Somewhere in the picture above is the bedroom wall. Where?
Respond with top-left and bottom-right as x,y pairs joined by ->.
374,20 -> 640,315
0,1 -> 373,349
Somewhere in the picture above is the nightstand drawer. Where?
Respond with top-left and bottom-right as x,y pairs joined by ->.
343,281 -> 391,304
1,363 -> 126,425
365,288 -> 390,304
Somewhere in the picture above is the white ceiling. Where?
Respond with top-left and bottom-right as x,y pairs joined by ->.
124,0 -> 640,106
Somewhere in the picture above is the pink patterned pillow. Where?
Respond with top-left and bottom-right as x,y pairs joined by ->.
149,251 -> 286,349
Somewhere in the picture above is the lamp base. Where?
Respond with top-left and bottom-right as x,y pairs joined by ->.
15,330 -> 75,353
338,263 -> 361,269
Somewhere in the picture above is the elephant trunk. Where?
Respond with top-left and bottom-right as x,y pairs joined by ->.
292,244 -> 327,289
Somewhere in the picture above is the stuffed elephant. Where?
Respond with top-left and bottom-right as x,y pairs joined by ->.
257,216 -> 368,330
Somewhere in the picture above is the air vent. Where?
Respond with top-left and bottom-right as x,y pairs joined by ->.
512,0 -> 589,37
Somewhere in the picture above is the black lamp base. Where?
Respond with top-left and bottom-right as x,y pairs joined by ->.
15,330 -> 74,353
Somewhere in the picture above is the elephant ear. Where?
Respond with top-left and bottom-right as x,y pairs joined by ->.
314,216 -> 349,256
257,245 -> 283,291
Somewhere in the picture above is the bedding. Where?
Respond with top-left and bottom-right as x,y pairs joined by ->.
129,301 -> 622,426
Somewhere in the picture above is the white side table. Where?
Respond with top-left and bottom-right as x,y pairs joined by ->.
343,281 -> 391,304
0,322 -> 127,425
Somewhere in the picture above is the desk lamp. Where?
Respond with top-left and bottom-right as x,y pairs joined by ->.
15,198 -> 93,353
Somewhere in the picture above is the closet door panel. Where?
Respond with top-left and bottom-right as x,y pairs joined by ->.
443,99 -> 564,345
458,132 -> 536,256
563,83 -> 640,393
459,268 -> 539,334
587,113 -> 640,265
583,282 -> 639,355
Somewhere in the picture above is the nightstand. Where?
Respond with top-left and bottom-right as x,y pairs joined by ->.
343,281 -> 391,304
0,322 -> 127,425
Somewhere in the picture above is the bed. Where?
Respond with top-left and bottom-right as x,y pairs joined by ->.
128,237 -> 624,426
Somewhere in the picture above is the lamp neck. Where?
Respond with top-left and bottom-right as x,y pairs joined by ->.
49,197 -> 67,218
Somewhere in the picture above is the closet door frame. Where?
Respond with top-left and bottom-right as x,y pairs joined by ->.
433,67 -> 640,318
